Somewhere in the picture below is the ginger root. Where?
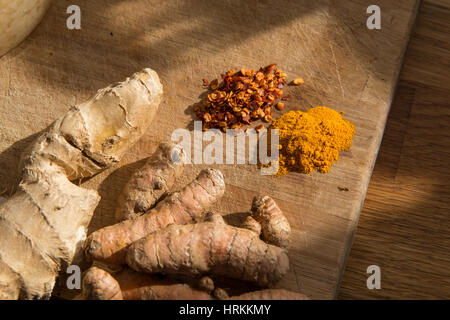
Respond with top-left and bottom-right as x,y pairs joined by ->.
115,142 -> 186,222
251,195 -> 291,248
0,68 -> 163,299
126,221 -> 290,287
85,169 -> 225,269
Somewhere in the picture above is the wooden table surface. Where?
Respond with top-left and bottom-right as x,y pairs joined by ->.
339,0 -> 450,299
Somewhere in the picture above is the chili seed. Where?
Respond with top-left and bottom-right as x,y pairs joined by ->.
292,78 -> 304,85
276,102 -> 285,111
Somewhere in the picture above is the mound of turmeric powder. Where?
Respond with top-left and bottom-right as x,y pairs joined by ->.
271,106 -> 355,175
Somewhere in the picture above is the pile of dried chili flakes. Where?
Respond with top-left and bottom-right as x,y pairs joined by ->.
194,64 -> 289,132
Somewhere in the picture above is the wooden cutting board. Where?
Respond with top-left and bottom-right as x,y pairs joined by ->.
0,0 -> 419,299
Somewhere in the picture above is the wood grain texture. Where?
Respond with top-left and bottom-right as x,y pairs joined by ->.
0,0 -> 419,299
339,0 -> 450,299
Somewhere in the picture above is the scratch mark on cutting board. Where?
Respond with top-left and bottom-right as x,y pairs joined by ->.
329,42 -> 345,99
296,24 -> 328,103
7,55 -> 12,96
355,75 -> 370,108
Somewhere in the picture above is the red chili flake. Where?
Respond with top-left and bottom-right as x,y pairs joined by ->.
196,64 -> 288,130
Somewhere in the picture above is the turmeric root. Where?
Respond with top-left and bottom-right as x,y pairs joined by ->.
251,195 -> 291,248
213,288 -> 230,300
0,68 -> 163,300
229,289 -> 309,300
81,268 -> 307,300
115,142 -> 186,222
198,276 -> 215,293
116,268 -> 213,300
85,169 -> 225,269
204,211 -> 225,224
126,221 -> 290,287
81,267 -> 213,300
82,267 -> 123,300
241,216 -> 262,235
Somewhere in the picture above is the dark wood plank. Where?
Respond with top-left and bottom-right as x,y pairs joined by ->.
339,0 -> 450,299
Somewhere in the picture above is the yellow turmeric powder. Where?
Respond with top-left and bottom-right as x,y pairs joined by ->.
270,106 -> 355,175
